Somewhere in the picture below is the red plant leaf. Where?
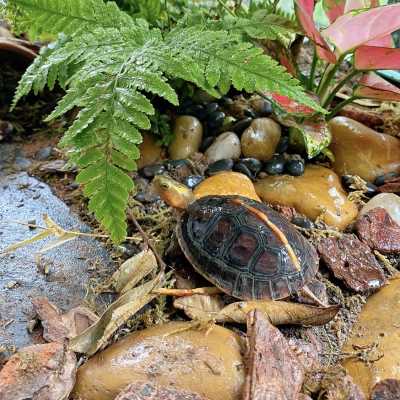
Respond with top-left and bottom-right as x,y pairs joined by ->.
366,35 -> 394,47
322,4 -> 400,55
354,72 -> 400,101
294,0 -> 336,63
267,92 -> 316,115
355,46 -> 400,70
323,0 -> 346,23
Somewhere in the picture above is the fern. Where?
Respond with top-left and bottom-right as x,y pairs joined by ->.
5,0 -> 324,243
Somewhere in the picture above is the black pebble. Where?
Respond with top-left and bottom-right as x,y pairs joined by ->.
374,172 -> 399,186
230,117 -> 253,135
341,175 -> 353,190
256,100 -> 273,116
206,102 -> 219,114
244,108 -> 257,119
185,104 -> 207,120
140,163 -> 166,179
285,159 -> 305,176
164,159 -> 190,171
233,162 -> 253,179
264,155 -> 286,175
276,136 -> 289,154
365,182 -> 378,196
207,111 -> 225,130
200,136 -> 215,152
239,158 -> 262,176
184,175 -> 204,189
206,159 -> 234,175
292,216 -> 314,230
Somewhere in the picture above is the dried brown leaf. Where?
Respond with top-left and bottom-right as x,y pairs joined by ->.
173,294 -> 225,321
69,272 -> 163,356
111,249 -> 158,294
32,297 -> 98,343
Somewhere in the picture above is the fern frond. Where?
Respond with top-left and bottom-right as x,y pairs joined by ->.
5,0 -> 136,38
9,0 -> 323,242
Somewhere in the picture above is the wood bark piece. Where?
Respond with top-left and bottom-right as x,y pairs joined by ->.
243,310 -> 304,400
0,342 -> 76,400
356,208 -> 400,254
317,234 -> 386,292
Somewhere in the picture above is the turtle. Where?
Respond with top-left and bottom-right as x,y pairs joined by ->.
152,175 -> 321,304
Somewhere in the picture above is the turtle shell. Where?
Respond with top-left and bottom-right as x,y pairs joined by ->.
177,195 -> 319,300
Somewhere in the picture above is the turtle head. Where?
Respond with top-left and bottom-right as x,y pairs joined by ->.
152,175 -> 194,210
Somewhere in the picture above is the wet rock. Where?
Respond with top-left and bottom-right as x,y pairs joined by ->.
205,132 -> 241,163
39,159 -> 67,173
359,193 -> 400,226
292,215 -> 314,229
137,133 -> 163,169
200,136 -> 214,152
342,279 -> 400,397
230,118 -> 253,135
317,234 -> 386,293
73,322 -> 245,400
140,163 -> 166,179
356,208 -> 400,254
114,382 -> 208,400
255,165 -> 358,230
285,159 -> 305,176
169,116 -> 203,160
194,171 -> 260,201
206,159 -> 234,175
249,97 -> 272,117
233,162 -> 253,179
328,117 -> 400,182
264,155 -> 286,175
183,175 -> 204,189
238,158 -> 262,176
206,111 -> 225,131
0,173 -> 112,349
243,310 -> 304,400
0,342 -> 76,400
35,146 -> 53,161
370,379 -> 400,400
241,118 -> 282,161
275,135 -> 289,154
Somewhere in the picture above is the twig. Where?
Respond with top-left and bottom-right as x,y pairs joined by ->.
152,287 -> 223,296
128,210 -> 166,271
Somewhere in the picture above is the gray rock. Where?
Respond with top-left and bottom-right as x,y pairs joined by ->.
0,172 -> 113,349
35,146 -> 53,161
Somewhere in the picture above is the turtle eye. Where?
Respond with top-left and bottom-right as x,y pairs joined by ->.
160,183 -> 170,190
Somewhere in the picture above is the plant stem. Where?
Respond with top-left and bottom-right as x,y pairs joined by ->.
307,48 -> 318,91
322,69 -> 361,108
317,62 -> 340,102
326,96 -> 360,120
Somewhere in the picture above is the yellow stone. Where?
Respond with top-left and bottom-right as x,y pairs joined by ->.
194,172 -> 261,202
73,322 -> 245,400
137,133 -> 163,169
329,116 -> 400,182
168,116 -> 203,160
342,278 -> 400,397
254,165 -> 358,230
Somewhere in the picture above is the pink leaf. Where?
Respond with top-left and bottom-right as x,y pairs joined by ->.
354,72 -> 400,101
366,35 -> 394,48
322,4 -> 400,55
323,0 -> 346,23
355,46 -> 400,70
294,0 -> 336,63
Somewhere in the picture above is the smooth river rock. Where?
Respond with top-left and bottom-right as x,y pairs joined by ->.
137,133 -> 163,169
254,165 -> 358,230
194,171 -> 261,202
328,117 -> 400,182
241,118 -> 281,161
342,278 -> 400,398
205,132 -> 241,163
169,116 -> 203,160
359,193 -> 400,226
73,322 -> 245,400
